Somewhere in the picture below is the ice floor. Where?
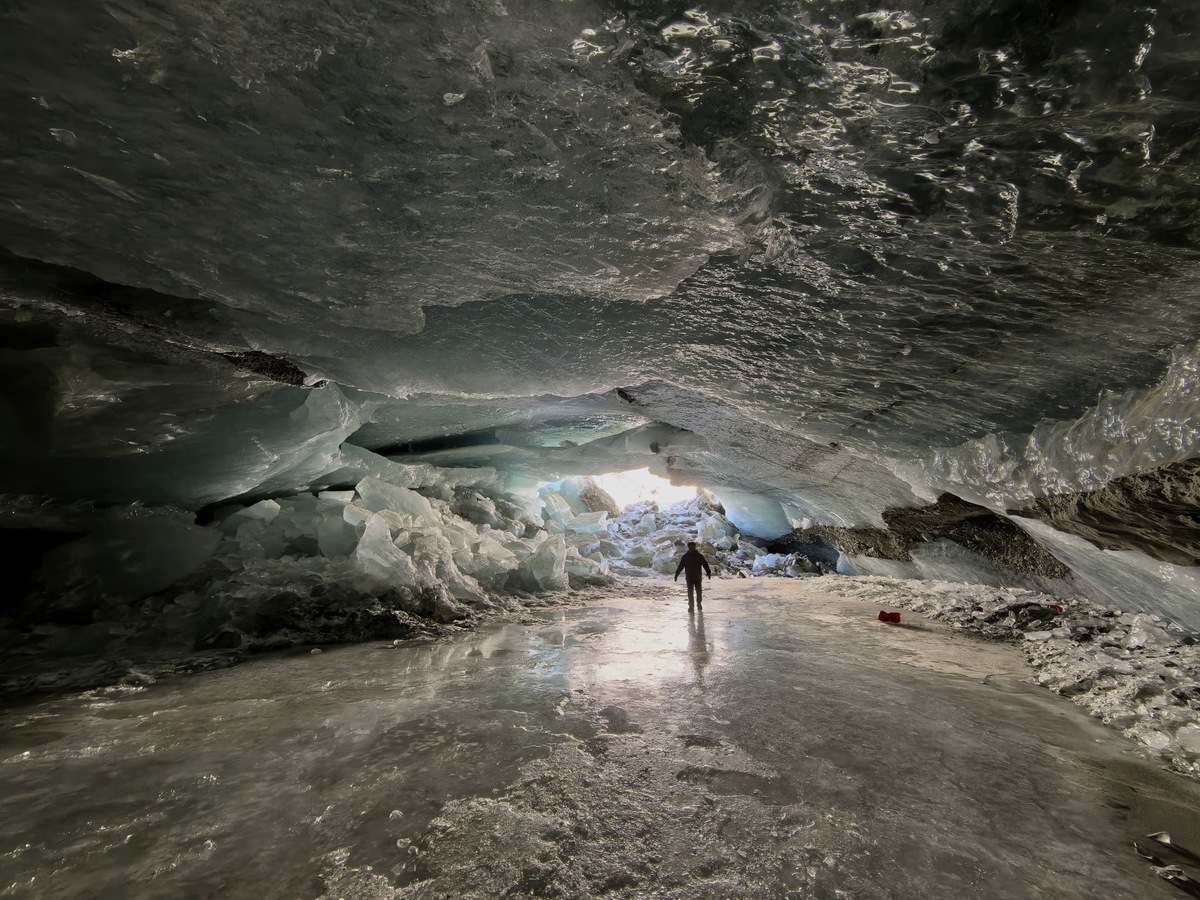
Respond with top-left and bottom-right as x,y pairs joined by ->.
2,579 -> 1197,899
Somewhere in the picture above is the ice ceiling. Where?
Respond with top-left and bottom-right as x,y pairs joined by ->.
3,1 -> 1200,626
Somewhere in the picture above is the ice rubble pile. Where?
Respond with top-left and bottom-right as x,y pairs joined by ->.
815,575 -> 1200,779
192,476 -> 822,652
5,456 -> 620,690
197,468 -> 831,638
544,488 -> 824,580
185,470 -> 619,636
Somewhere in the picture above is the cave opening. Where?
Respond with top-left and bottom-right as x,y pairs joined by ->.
590,468 -> 697,511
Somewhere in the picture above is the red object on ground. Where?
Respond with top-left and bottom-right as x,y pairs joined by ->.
878,611 -> 902,623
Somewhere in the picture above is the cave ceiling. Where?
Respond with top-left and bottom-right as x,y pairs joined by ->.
1,0 -> 1199,533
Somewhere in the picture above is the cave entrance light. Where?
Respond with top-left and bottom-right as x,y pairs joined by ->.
593,468 -> 696,511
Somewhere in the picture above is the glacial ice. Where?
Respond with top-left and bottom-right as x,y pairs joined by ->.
3,449 -> 580,691
839,538 -> 1082,600
1016,518 -> 1200,633
909,343 -> 1200,511
814,575 -> 1200,780
13,442 -> 1194,706
355,477 -> 436,521
562,511 -> 610,535
709,488 -> 795,540
520,535 -> 570,593
353,514 -> 422,586
18,383 -> 377,509
8,454 -> 1197,799
1,0 -> 1199,653
11,455 -> 849,693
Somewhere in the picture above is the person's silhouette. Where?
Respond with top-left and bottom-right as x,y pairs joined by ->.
674,541 -> 711,611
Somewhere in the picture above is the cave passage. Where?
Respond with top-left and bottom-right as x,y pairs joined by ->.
4,0 -> 1200,895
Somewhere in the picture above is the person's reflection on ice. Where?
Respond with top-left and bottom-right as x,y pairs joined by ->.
687,607 -> 709,684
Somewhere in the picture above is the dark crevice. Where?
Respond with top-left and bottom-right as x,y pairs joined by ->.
0,245 -> 200,314
0,527 -> 87,609
367,428 -> 504,458
219,351 -> 308,386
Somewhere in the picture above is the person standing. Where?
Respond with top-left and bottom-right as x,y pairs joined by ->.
674,541 -> 711,611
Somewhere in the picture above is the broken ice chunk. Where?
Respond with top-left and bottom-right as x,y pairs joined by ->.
540,489 -> 572,521
752,553 -> 791,575
564,510 -> 609,535
460,533 -> 519,585
565,548 -> 612,586
355,477 -> 437,521
695,512 -> 728,544
353,514 -> 420,585
1127,615 -> 1172,649
218,499 -> 282,536
651,549 -> 679,574
622,545 -> 654,568
520,534 -> 569,591
342,503 -> 373,529
1176,724 -> 1200,758
318,515 -> 360,558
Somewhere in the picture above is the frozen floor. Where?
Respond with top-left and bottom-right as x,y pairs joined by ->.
2,579 -> 1197,899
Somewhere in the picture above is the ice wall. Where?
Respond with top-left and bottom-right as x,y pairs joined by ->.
837,539 -> 1084,602
709,488 -> 794,540
905,343 -> 1200,511
5,380 -> 377,508
1013,519 -> 1200,633
886,348 -> 1200,627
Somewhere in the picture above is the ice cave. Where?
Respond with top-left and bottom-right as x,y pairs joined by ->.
3,1 -> 1200,897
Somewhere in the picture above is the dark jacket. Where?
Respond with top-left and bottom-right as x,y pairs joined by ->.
675,549 -> 711,582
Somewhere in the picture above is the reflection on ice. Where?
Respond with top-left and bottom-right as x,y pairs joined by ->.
687,610 -> 712,686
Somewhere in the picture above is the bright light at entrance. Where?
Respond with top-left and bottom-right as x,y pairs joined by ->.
594,468 -> 696,510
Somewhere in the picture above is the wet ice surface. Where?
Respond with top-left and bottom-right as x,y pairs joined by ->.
3,581 -> 1197,899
